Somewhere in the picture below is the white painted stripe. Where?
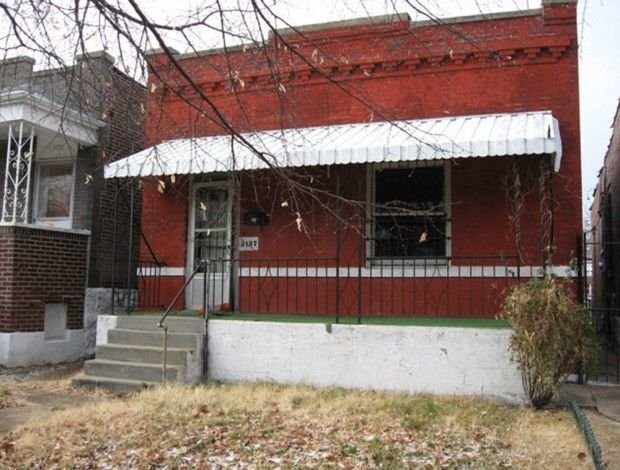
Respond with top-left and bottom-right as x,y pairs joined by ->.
138,265 -> 576,279
236,265 -> 575,278
137,266 -> 185,277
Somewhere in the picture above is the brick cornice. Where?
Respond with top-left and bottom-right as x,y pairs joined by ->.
160,36 -> 572,100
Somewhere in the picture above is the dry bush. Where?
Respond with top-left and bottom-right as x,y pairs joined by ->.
503,277 -> 598,408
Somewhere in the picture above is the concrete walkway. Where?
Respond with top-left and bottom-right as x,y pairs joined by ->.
0,362 -> 99,435
558,383 -> 620,468
558,383 -> 620,422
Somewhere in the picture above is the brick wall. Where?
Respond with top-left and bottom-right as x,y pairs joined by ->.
0,225 -> 89,332
86,64 -> 145,288
68,54 -> 145,288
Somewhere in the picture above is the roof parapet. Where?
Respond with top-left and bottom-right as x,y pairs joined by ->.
76,50 -> 116,65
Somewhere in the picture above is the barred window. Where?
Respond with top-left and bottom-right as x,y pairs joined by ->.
371,165 -> 447,258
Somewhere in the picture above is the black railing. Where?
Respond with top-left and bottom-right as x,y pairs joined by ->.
589,308 -> 620,383
580,231 -> 620,383
181,255 -> 528,320
137,259 -> 165,309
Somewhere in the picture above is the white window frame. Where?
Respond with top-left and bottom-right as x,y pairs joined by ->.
33,159 -> 75,229
365,160 -> 452,262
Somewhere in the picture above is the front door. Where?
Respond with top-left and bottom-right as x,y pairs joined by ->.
187,182 -> 232,311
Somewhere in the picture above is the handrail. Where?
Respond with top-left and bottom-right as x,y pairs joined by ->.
157,261 -> 204,329
157,260 -> 206,383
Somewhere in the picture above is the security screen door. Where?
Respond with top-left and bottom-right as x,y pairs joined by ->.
187,183 -> 231,311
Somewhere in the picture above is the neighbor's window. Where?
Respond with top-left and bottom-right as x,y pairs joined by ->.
36,162 -> 74,225
372,164 -> 447,258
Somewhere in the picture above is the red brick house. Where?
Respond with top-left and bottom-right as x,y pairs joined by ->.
106,0 -> 581,319
0,52 -> 143,366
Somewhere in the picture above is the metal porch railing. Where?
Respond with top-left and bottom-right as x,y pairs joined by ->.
164,255 -> 531,320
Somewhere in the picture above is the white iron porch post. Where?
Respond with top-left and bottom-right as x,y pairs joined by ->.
1,121 -> 35,224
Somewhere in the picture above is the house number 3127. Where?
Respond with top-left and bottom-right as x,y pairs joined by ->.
239,237 -> 259,251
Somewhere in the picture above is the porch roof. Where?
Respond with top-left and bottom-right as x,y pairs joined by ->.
104,110 -> 562,179
0,89 -> 105,144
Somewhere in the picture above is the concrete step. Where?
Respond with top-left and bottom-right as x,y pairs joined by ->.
116,315 -> 205,334
72,373 -> 157,393
108,329 -> 201,349
84,358 -> 181,383
96,344 -> 189,367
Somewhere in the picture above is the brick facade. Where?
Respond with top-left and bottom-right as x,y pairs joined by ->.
0,226 -> 88,332
139,2 -> 581,315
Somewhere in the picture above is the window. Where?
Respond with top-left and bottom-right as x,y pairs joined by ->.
370,163 -> 448,258
35,162 -> 74,227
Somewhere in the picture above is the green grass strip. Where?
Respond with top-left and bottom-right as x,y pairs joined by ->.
208,313 -> 510,328
131,310 -> 510,328
130,310 -> 510,328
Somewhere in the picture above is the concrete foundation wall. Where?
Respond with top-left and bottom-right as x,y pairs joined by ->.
84,289 -> 136,355
207,321 -> 525,403
0,329 -> 84,367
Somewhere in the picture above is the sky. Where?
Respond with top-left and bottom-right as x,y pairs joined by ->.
576,0 -> 620,215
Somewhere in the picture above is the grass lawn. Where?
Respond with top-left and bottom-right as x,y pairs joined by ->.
0,388 -> 11,409
0,383 -> 590,468
135,310 -> 511,328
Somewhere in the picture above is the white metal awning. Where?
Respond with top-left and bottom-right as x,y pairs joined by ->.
104,110 -> 562,179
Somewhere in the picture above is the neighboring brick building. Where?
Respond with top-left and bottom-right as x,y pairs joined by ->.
0,52 -> 144,366
590,101 -> 620,383
107,1 -> 581,318
591,101 -> 620,311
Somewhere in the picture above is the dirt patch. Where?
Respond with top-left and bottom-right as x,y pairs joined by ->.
0,362 -> 111,435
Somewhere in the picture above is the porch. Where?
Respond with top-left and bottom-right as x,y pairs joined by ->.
107,110 -> 568,320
